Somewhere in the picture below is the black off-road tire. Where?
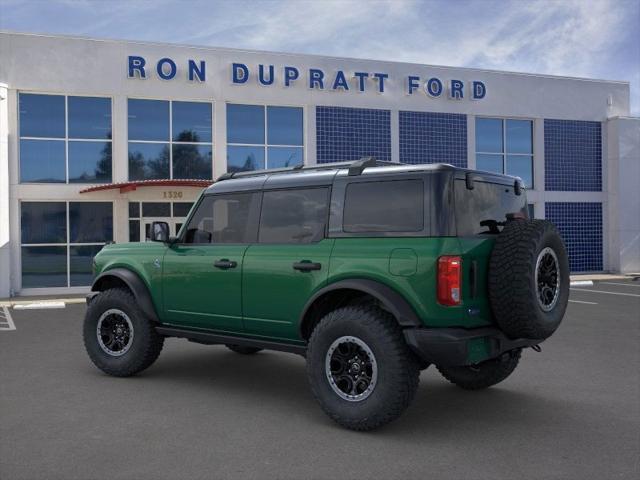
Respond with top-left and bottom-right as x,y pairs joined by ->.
83,288 -> 164,377
489,219 -> 569,340
437,349 -> 521,390
306,305 -> 420,431
225,344 -> 263,355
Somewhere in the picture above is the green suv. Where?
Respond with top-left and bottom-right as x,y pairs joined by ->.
84,158 -> 569,431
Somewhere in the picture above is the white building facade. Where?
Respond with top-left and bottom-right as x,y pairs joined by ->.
0,32 -> 638,297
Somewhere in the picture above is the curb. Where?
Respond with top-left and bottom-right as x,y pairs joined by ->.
569,280 -> 594,287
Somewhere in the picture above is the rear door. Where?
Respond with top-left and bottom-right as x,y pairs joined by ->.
242,187 -> 333,340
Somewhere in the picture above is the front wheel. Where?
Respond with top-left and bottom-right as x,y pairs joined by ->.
436,349 -> 521,390
306,305 -> 420,431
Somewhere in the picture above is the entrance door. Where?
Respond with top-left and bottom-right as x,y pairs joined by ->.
162,192 -> 261,331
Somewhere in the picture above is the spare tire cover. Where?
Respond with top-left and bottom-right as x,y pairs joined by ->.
488,219 -> 569,340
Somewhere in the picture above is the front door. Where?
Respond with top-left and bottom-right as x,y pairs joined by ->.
161,192 -> 261,331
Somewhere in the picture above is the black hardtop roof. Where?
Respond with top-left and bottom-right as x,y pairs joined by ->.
205,157 -> 523,194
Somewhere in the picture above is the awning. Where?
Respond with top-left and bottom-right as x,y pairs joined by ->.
79,179 -> 212,194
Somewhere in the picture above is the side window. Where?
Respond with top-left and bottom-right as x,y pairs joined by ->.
343,180 -> 424,233
259,188 -> 329,244
183,193 -> 259,244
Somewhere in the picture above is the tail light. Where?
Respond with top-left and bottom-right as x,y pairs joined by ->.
437,256 -> 461,306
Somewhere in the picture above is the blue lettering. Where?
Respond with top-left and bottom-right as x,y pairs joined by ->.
188,60 -> 205,82
156,58 -> 177,80
425,77 -> 443,97
373,72 -> 388,93
309,69 -> 324,89
258,64 -> 274,86
332,70 -> 349,91
473,81 -> 486,99
449,79 -> 464,99
407,75 -> 420,95
128,56 -> 146,79
284,66 -> 299,87
353,72 -> 368,92
232,63 -> 249,84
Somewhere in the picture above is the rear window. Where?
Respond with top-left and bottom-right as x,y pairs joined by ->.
455,179 -> 527,235
343,180 -> 424,233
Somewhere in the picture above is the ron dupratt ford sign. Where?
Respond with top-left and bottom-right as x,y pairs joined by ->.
127,56 -> 487,100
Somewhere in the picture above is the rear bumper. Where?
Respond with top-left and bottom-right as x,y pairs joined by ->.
403,326 -> 540,367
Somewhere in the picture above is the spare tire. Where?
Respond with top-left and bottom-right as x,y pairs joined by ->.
488,219 -> 569,340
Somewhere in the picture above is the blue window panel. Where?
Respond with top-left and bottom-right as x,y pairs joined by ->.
506,155 -> 533,188
227,104 -> 265,144
475,117 -> 502,153
172,144 -> 212,179
21,246 -> 68,288
69,202 -> 113,243
68,141 -> 112,183
128,99 -> 169,141
544,119 -> 602,191
316,106 -> 391,163
399,111 -> 467,167
21,202 -> 67,244
545,202 -> 602,272
268,146 -> 303,168
128,142 -> 170,180
19,93 -> 65,138
172,101 -> 212,143
70,245 -> 103,287
506,119 -> 532,154
68,96 -> 112,139
267,106 -> 303,146
227,145 -> 265,172
20,139 -> 66,183
476,153 -> 502,174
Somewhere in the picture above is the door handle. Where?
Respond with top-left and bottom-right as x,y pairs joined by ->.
214,259 -> 237,269
293,260 -> 322,272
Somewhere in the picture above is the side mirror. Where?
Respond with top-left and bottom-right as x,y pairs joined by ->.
150,221 -> 170,243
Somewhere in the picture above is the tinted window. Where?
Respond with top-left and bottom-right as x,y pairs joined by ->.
68,141 -> 112,183
259,188 -> 329,244
19,93 -> 65,138
21,246 -> 67,288
128,99 -> 169,141
183,193 -> 259,244
454,180 -> 528,235
21,202 -> 67,244
172,144 -> 212,179
142,202 -> 171,217
227,104 -> 264,144
68,96 -> 112,139
506,119 -> 532,154
173,202 -> 193,217
343,180 -> 424,233
267,106 -> 303,145
70,245 -> 103,286
267,146 -> 303,168
129,202 -> 140,218
227,146 -> 265,172
475,118 -> 502,153
19,139 -> 66,183
128,142 -> 170,180
69,202 -> 113,243
172,101 -> 212,143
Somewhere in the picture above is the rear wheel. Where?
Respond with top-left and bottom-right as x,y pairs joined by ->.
306,305 -> 419,431
225,344 -> 262,355
437,349 -> 521,390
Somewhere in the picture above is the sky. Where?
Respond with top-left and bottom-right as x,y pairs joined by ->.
1,0 -> 638,114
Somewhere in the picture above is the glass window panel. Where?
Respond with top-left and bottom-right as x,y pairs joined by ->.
68,141 -> 112,183
343,180 -> 424,233
267,106 -> 303,146
20,139 -> 65,183
267,146 -> 303,169
172,144 -> 212,180
21,246 -> 68,288
259,188 -> 329,244
69,202 -> 113,243
475,118 -> 503,153
173,202 -> 193,217
227,145 -> 265,172
227,104 -> 264,144
68,96 -> 112,139
19,93 -> 65,138
128,99 -> 169,141
527,204 -> 535,219
142,202 -> 171,217
128,142 -> 170,180
172,102 -> 212,143
70,245 -> 103,286
506,155 -> 533,188
476,153 -> 503,174
506,120 -> 533,154
129,220 -> 140,242
129,202 -> 140,218
21,202 -> 67,244
183,193 -> 260,244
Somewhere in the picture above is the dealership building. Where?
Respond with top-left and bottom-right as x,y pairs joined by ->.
0,31 -> 638,297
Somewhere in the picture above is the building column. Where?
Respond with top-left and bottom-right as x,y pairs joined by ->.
0,84 -> 9,297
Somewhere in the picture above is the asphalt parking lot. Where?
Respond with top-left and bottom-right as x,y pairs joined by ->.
1,280 -> 639,480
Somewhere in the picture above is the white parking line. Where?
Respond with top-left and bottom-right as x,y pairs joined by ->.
569,288 -> 640,298
0,306 -> 16,331
600,282 -> 640,288
13,301 -> 66,310
569,299 -> 598,305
